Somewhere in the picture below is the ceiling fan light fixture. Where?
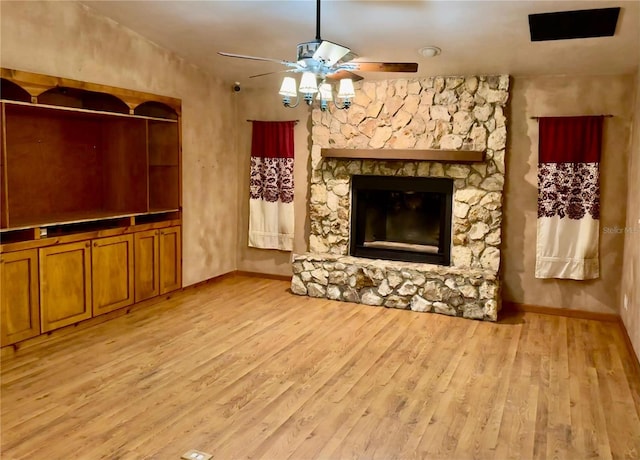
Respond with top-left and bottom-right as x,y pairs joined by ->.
299,72 -> 319,94
279,77 -> 298,97
418,46 -> 441,58
337,78 -> 356,99
317,83 -> 334,111
219,0 -> 418,112
318,83 -> 333,101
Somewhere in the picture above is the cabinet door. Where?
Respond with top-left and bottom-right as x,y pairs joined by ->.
92,234 -> 134,316
134,229 -> 159,302
159,226 -> 181,294
1,249 -> 40,346
40,241 -> 92,333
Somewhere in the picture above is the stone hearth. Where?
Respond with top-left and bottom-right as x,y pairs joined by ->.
292,254 -> 499,320
292,75 -> 509,321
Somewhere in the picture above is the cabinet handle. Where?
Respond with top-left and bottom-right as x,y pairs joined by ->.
86,242 -> 91,248
155,231 -> 159,235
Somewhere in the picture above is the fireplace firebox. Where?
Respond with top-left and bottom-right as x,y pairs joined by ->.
350,175 -> 453,265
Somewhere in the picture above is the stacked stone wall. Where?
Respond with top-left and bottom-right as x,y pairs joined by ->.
308,75 -> 509,270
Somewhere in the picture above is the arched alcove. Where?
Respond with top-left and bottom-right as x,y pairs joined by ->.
134,101 -> 178,120
1,79 -> 31,102
38,87 -> 129,114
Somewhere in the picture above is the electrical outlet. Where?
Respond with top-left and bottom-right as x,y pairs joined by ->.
624,294 -> 629,311
180,450 -> 213,460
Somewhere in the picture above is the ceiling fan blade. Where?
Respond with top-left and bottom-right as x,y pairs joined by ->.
344,62 -> 419,73
249,69 -> 299,79
326,70 -> 364,82
313,40 -> 351,67
218,52 -> 298,68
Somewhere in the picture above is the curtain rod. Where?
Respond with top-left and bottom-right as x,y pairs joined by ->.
530,115 -> 613,120
247,119 -> 299,124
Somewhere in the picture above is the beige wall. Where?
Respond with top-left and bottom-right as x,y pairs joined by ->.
504,75 -> 634,313
0,1 -> 238,286
234,88 -> 310,276
621,69 -> 640,361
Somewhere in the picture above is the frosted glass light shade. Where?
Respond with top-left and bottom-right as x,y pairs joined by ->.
279,77 -> 297,97
337,79 -> 355,99
318,83 -> 333,101
299,72 -> 318,94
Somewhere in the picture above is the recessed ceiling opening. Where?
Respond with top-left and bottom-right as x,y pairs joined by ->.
529,7 -> 620,42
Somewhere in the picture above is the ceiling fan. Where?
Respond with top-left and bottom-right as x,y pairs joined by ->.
217,0 -> 419,83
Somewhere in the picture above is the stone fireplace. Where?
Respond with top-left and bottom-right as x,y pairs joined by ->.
291,76 -> 509,321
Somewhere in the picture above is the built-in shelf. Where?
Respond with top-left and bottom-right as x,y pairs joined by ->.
0,208 -> 180,233
321,148 -> 485,163
1,99 -> 178,123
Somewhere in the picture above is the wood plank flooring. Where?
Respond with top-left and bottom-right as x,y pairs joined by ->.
2,275 -> 639,459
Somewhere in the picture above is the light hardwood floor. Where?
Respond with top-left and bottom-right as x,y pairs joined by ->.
2,275 -> 639,459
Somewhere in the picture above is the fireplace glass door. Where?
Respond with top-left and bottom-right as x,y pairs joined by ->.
350,175 -> 453,265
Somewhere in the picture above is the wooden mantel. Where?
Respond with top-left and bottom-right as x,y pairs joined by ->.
321,148 -> 485,163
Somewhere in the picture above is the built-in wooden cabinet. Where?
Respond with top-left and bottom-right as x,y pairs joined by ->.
92,234 -> 134,316
134,229 -> 160,302
0,69 -> 183,346
39,241 -> 92,333
134,225 -> 181,300
0,249 -> 40,346
160,226 -> 182,295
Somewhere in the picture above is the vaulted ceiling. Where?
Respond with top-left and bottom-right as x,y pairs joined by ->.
84,0 -> 639,88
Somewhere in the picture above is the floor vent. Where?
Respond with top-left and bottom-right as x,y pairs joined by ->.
181,450 -> 213,460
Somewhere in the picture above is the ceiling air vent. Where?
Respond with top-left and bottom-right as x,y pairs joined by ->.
528,7 -> 620,41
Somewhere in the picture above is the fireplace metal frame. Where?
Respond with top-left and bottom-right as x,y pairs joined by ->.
349,175 -> 453,265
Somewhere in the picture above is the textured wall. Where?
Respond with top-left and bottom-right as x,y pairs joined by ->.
235,88 -> 310,276
0,1 -> 238,286
621,69 -> 640,362
504,75 -> 634,313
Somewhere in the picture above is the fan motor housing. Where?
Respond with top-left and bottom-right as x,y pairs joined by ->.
296,40 -> 327,76
297,40 -> 322,61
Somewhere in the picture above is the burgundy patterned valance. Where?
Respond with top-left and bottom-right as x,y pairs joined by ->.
250,121 -> 295,204
537,116 -> 603,221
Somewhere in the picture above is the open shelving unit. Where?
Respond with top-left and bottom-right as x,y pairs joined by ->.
0,69 -> 182,240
